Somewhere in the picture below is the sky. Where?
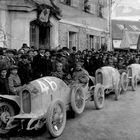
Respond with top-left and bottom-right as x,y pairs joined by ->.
112,0 -> 140,21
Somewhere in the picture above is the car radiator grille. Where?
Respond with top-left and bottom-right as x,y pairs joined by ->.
96,72 -> 103,84
128,68 -> 132,77
22,90 -> 31,113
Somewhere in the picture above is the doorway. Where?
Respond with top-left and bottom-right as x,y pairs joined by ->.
30,20 -> 51,49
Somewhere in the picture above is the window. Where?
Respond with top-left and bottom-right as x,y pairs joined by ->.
129,25 -> 140,31
87,34 -> 94,49
84,0 -> 91,13
101,37 -> 105,45
117,24 -> 125,30
84,0 -> 98,15
71,0 -> 79,7
60,0 -> 71,5
30,23 -> 39,49
68,31 -> 78,49
94,36 -> 100,51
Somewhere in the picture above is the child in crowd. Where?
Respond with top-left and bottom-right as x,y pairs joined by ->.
8,65 -> 22,95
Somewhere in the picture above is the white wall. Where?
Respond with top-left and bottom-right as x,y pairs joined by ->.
0,3 -> 10,48
10,11 -> 36,50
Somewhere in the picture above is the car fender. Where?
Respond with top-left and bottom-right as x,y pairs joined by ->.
0,95 -> 20,108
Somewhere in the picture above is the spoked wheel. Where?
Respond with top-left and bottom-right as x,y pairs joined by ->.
121,72 -> 128,92
115,81 -> 121,101
0,102 -> 15,134
94,84 -> 104,109
46,99 -> 66,138
71,86 -> 85,114
132,76 -> 137,91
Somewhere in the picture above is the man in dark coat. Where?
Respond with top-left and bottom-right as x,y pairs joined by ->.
18,54 -> 32,85
0,66 -> 9,95
44,50 -> 52,76
90,53 -> 102,76
84,55 -> 92,75
32,48 -> 48,79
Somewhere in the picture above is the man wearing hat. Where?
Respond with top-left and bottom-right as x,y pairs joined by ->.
0,48 -> 6,72
4,49 -> 16,69
72,60 -> 89,85
51,61 -> 71,84
18,54 -> 32,85
58,52 -> 70,74
0,65 -> 9,95
21,43 -> 30,54
32,47 -> 47,79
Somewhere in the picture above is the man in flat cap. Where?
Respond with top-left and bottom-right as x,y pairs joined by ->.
72,60 -> 89,85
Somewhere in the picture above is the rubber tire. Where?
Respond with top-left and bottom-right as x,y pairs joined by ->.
132,76 -> 137,91
0,102 -> 15,134
46,99 -> 66,138
94,83 -> 104,109
114,81 -> 121,101
121,72 -> 128,92
71,86 -> 85,114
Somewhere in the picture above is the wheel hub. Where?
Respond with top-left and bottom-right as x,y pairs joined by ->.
1,112 -> 10,123
52,105 -> 64,131
98,89 -> 103,103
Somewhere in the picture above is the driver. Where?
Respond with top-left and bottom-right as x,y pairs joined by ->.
51,61 -> 71,84
71,60 -> 89,85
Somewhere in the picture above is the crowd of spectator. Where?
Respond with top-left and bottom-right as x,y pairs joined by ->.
0,43 -> 140,95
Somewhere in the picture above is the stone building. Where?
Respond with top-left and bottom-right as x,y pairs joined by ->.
0,0 -> 110,51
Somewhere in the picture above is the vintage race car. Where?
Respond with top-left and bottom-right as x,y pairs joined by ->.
127,63 -> 140,91
0,76 -> 104,137
95,66 -> 128,100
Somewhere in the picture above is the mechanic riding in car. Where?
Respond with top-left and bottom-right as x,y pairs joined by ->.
71,60 -> 90,86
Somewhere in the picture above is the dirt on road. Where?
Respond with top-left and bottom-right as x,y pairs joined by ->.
1,87 -> 140,140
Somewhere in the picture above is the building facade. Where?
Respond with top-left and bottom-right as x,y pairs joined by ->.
0,0 -> 111,51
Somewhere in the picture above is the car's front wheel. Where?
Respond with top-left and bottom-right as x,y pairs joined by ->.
121,72 -> 128,92
46,99 -> 66,138
71,86 -> 85,114
0,102 -> 15,134
93,84 -> 104,109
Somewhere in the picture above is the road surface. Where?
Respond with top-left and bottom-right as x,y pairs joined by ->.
1,86 -> 140,140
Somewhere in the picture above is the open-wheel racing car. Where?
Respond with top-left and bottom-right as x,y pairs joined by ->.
95,66 -> 128,100
0,76 -> 104,137
127,63 -> 140,91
